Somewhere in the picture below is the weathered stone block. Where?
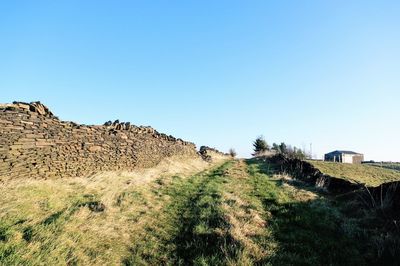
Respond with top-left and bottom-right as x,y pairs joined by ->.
0,101 -> 198,181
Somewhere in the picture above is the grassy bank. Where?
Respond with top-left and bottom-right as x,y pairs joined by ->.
0,157 -> 224,265
124,159 -> 371,265
308,160 -> 400,186
1,158 -> 398,265
365,162 -> 400,172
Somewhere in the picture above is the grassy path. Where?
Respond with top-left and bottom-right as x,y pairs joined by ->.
124,159 -> 367,265
1,158 -> 384,265
123,161 -> 240,265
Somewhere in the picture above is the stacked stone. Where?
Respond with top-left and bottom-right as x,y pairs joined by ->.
0,102 -> 198,181
199,146 -> 229,162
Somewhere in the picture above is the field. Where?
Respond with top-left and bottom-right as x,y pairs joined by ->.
308,160 -> 400,186
365,162 -> 400,172
1,157 -> 397,265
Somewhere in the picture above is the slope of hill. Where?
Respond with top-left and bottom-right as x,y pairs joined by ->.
1,102 -> 399,265
365,162 -> 400,172
1,158 -> 398,265
308,160 -> 400,186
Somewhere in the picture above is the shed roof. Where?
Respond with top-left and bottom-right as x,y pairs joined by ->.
326,150 -> 362,155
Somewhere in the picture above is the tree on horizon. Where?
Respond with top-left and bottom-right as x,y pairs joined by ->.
253,136 -> 269,156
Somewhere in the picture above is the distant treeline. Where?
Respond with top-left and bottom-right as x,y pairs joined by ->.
252,136 -> 309,159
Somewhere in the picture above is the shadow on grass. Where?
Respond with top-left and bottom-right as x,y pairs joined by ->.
245,158 -> 368,266
263,199 -> 366,265
170,166 -> 243,265
123,163 -> 244,266
121,159 -> 399,265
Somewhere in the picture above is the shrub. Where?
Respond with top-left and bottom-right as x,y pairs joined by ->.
229,148 -> 237,158
253,136 -> 269,156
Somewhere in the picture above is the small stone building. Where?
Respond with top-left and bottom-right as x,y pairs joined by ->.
324,150 -> 364,164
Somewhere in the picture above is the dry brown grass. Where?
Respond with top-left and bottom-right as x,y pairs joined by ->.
0,155 -> 227,265
220,163 -> 318,264
2,157 -> 387,265
221,160 -> 277,263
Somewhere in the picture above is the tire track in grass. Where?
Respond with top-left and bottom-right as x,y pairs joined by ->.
123,161 -> 243,265
170,162 -> 243,265
220,160 -> 277,264
124,160 -> 280,265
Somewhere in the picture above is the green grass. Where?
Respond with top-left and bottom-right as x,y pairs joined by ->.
123,161 -> 243,265
121,159 -> 398,265
246,159 -> 367,265
1,159 -> 399,265
365,162 -> 400,172
308,160 -> 400,186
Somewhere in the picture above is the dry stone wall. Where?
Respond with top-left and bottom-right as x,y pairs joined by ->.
268,154 -> 400,219
199,146 -> 230,162
0,101 -> 198,181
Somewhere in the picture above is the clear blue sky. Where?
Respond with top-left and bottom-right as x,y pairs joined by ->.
1,1 -> 399,161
